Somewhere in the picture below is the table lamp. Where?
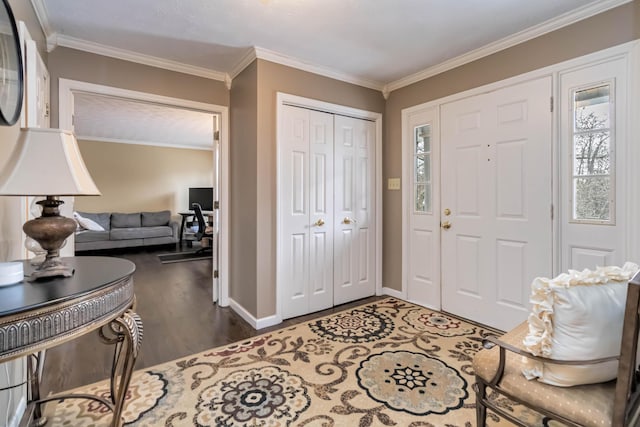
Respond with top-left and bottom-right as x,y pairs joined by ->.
0,128 -> 100,280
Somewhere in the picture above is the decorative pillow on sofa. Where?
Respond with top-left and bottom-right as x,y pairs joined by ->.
522,262 -> 639,387
111,213 -> 141,228
73,212 -> 105,231
141,210 -> 171,227
76,211 -> 111,230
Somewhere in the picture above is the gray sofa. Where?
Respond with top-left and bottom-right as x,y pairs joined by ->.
75,210 -> 179,252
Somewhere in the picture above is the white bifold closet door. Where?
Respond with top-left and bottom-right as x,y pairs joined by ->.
280,105 -> 375,319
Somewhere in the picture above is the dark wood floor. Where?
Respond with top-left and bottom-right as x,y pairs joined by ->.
42,245 -> 383,395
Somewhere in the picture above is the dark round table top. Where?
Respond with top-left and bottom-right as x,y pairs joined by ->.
0,256 -> 136,316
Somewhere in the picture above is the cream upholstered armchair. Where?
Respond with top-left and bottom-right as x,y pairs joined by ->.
473,269 -> 640,426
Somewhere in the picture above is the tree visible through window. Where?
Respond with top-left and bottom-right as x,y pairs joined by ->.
572,84 -> 613,222
414,124 -> 431,213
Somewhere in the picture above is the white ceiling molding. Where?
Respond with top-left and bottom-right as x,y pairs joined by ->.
230,47 -> 258,80
29,0 -> 53,40
51,34 -> 228,82
228,46 -> 385,92
384,0 -> 633,94
253,47 -> 385,92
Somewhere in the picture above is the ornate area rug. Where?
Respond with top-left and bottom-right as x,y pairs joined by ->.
45,298 -> 544,426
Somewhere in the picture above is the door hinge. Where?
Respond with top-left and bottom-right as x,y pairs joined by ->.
550,96 -> 554,113
214,201 -> 220,210
214,130 -> 220,141
214,269 -> 219,278
551,204 -> 554,220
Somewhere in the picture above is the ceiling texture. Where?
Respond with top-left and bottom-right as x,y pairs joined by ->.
30,0 -> 630,147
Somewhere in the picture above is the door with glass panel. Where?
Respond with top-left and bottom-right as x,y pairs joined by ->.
559,57 -> 628,271
406,106 -> 441,308
440,76 -> 553,331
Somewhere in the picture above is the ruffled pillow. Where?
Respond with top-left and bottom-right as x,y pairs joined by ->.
522,262 -> 639,387
73,211 -> 105,231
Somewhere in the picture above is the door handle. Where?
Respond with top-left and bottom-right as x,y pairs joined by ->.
441,221 -> 452,230
343,217 -> 357,224
313,218 -> 325,227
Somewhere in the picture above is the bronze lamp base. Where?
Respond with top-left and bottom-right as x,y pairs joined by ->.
23,196 -> 77,280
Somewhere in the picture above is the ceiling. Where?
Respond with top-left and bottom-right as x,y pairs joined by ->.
35,0 -> 628,149
73,93 -> 215,150
34,0 -> 628,91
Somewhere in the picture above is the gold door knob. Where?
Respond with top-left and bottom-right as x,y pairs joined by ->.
343,217 -> 357,225
313,218 -> 325,227
441,221 -> 451,230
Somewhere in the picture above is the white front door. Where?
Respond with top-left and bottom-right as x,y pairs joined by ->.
333,115 -> 376,305
440,76 -> 553,331
280,106 -> 335,319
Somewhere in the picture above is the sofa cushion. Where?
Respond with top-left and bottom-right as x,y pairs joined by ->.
111,213 -> 141,228
77,211 -> 111,231
141,210 -> 171,227
75,230 -> 110,243
111,226 -> 173,240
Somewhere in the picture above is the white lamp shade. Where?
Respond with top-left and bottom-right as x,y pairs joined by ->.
0,128 -> 100,196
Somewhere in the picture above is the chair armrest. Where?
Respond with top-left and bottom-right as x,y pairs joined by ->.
482,335 -> 619,386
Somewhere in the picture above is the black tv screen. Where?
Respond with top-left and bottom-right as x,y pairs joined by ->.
189,187 -> 213,211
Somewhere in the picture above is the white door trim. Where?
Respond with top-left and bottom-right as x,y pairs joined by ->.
401,40 -> 639,299
276,92 -> 383,320
58,78 -> 230,307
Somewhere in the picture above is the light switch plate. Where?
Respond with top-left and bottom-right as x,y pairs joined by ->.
388,178 -> 401,190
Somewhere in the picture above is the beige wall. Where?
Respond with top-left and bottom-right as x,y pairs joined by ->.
47,47 -> 230,128
230,60 -> 384,318
229,61 -> 258,315
75,140 -> 213,216
382,0 -> 640,292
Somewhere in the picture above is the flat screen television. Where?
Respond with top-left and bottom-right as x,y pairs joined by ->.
189,187 -> 214,211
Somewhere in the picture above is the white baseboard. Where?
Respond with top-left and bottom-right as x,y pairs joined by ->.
228,298 -> 282,330
381,286 -> 406,300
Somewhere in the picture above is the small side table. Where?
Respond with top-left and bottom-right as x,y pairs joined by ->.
0,256 -> 142,427
178,211 -> 194,245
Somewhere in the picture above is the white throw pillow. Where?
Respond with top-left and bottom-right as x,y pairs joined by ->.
73,212 -> 105,231
522,262 -> 639,387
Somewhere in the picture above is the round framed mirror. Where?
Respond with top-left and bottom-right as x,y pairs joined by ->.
0,0 -> 23,126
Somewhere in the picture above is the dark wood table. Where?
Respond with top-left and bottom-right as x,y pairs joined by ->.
0,256 -> 142,427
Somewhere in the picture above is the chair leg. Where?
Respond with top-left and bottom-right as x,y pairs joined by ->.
475,378 -> 488,427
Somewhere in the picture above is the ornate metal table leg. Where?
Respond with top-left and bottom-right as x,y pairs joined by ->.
99,310 -> 143,427
28,352 -> 47,427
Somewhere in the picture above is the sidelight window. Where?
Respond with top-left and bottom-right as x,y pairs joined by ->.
414,124 -> 431,213
571,83 -> 614,224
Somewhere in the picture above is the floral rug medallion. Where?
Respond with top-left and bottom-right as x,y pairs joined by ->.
45,298 -> 544,426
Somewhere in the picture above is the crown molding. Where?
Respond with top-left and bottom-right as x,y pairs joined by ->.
385,0 -> 633,93
229,46 -> 385,92
29,0 -> 53,39
49,33 -> 228,82
230,47 -> 258,80
253,46 -> 385,92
